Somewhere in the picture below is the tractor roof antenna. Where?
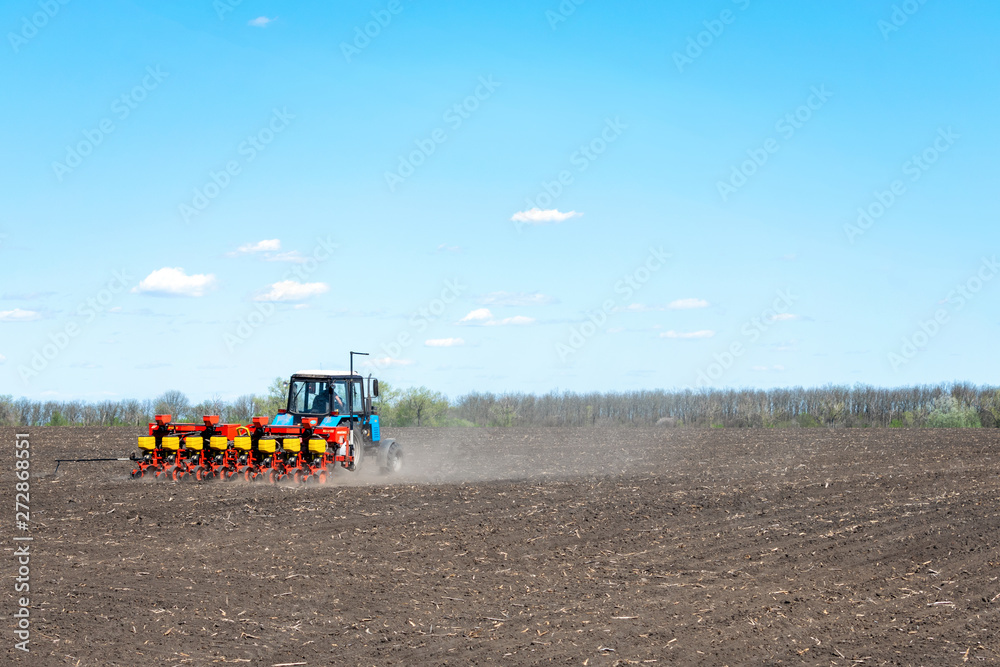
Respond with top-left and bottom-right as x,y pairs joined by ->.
350,351 -> 369,376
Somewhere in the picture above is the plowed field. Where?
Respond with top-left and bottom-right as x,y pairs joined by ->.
3,427 -> 999,665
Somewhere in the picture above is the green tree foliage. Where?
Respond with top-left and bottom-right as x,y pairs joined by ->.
373,380 -> 401,424
925,396 -> 981,428
256,377 -> 289,419
391,386 -> 449,426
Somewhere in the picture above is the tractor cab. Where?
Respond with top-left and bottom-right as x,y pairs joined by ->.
274,371 -> 380,435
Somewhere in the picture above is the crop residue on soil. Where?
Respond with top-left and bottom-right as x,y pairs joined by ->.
2,426 -> 998,665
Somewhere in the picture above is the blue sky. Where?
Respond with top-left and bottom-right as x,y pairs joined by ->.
2,0 -> 998,402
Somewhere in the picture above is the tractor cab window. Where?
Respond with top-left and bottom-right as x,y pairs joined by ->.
289,380 -> 331,415
332,380 -> 348,414
350,380 -> 363,414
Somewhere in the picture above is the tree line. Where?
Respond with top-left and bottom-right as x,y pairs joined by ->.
1,382 -> 997,428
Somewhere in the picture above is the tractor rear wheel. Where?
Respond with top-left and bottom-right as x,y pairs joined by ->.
348,426 -> 364,471
380,442 -> 403,475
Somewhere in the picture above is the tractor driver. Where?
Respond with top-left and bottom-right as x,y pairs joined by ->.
309,383 -> 329,414
332,382 -> 348,413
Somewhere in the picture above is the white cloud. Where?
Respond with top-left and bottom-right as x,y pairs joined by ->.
229,240 -> 311,264
770,313 -> 799,321
264,251 -> 308,264
510,208 -> 582,224
618,303 -> 662,313
460,308 -> 493,322
368,357 -> 414,368
0,308 -> 42,322
480,291 -> 556,306
660,330 -> 715,339
460,308 -> 534,326
0,353 -> 6,363
425,338 -> 465,347
248,16 -> 274,27
668,298 -> 710,310
487,315 -> 535,326
254,280 -> 329,302
133,268 -> 216,297
436,244 -> 462,253
230,239 -> 281,256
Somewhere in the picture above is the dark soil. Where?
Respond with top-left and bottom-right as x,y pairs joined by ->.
2,426 -> 999,665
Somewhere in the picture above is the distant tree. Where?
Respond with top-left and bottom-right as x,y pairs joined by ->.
980,389 -> 1000,427
225,394 -> 260,423
154,390 -> 190,420
373,380 -> 400,424
255,377 -> 289,418
489,394 -> 519,427
393,387 -> 448,426
0,395 -> 13,425
926,396 -> 981,428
